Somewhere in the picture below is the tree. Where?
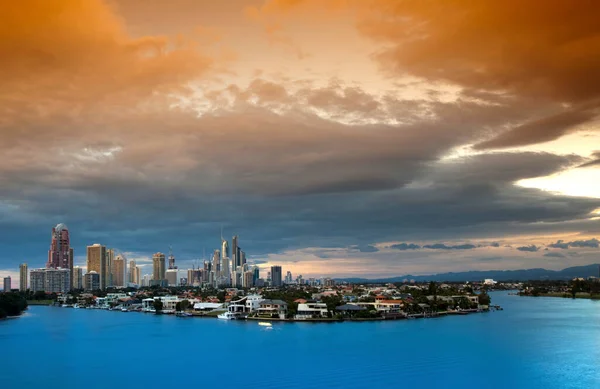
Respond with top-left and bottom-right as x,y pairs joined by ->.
175,302 -> 182,312
153,299 -> 163,313
478,292 -> 491,306
180,299 -> 190,311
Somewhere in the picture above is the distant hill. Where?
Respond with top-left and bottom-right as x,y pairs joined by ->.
335,264 -> 600,283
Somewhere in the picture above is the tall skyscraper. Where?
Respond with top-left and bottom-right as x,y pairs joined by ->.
152,252 -> 166,281
129,260 -> 140,284
87,244 -> 107,290
271,265 -> 282,287
232,235 -> 239,268
112,255 -> 125,287
3,276 -> 11,292
168,246 -> 177,269
47,223 -> 73,289
106,248 -> 115,287
212,250 -> 221,273
19,263 -> 28,291
221,239 -> 229,261
285,271 -> 293,284
253,266 -> 260,284
72,266 -> 83,289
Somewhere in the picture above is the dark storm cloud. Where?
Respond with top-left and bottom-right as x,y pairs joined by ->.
517,245 -> 540,252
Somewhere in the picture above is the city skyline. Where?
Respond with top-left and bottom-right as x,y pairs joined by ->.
1,1 -> 600,288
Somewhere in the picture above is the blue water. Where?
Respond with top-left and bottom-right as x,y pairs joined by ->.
1,291 -> 599,388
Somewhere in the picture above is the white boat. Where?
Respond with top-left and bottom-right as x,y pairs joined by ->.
73,304 -> 80,309
258,322 -> 272,327
217,311 -> 240,320
121,308 -> 129,312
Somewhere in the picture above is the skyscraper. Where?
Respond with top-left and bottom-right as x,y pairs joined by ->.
3,276 -> 11,292
72,266 -> 83,289
152,252 -> 166,281
87,244 -> 107,290
112,255 -> 125,287
106,248 -> 115,287
221,238 -> 229,260
19,263 -> 28,291
232,235 -> 239,267
47,223 -> 73,289
285,271 -> 293,284
129,260 -> 140,284
271,266 -> 282,287
168,246 -> 177,269
212,250 -> 221,273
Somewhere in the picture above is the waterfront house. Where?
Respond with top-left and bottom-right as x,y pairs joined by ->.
335,304 -> 366,316
257,299 -> 288,318
354,299 -> 404,314
295,302 -> 328,319
245,294 -> 264,312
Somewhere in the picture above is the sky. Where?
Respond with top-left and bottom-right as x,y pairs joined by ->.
2,0 -> 600,286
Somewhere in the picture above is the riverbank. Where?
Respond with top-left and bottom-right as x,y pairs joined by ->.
518,292 -> 600,300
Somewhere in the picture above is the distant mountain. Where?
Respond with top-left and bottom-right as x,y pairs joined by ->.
335,264 -> 600,283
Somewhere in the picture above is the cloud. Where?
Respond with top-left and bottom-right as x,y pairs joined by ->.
474,109 -> 598,150
390,243 -> 421,251
549,238 -> 600,249
517,245 -> 540,252
577,151 -> 600,168
351,244 -> 379,253
423,243 -> 477,250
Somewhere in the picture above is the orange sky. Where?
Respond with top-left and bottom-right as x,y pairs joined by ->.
1,0 -> 600,283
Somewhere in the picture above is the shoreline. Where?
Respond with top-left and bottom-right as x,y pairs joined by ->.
36,304 -> 495,323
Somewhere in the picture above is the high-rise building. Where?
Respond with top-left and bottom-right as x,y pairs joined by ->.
166,269 -> 178,286
87,244 -> 107,290
106,249 -> 115,287
84,271 -> 100,291
243,270 -> 254,288
270,266 -> 282,287
135,266 -> 141,285
168,247 -> 177,270
285,271 -> 293,284
72,266 -> 83,289
212,250 -> 221,273
19,263 -> 28,291
3,276 -> 11,292
112,255 -> 125,287
221,238 -> 229,260
232,235 -> 239,268
30,269 -> 46,292
142,274 -> 151,287
253,266 -> 260,284
44,268 -> 70,293
47,223 -> 74,289
129,260 -> 137,283
152,252 -> 166,281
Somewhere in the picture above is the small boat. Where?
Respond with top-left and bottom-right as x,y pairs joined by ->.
121,308 -> 129,312
176,312 -> 192,317
258,322 -> 272,327
73,304 -> 80,309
